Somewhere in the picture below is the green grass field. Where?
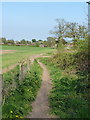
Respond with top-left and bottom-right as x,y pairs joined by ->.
1,45 -> 55,69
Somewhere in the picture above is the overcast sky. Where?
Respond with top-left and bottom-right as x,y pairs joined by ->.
0,2 -> 88,41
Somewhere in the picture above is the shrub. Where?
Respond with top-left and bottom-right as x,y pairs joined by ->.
40,37 -> 89,118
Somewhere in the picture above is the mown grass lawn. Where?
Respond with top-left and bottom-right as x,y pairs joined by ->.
1,45 -> 55,69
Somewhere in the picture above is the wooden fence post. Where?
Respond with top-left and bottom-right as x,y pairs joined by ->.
19,64 -> 24,81
19,59 -> 31,82
27,59 -> 31,71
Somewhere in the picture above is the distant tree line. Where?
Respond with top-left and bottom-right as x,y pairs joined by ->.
0,37 -> 59,48
0,18 -> 87,48
50,18 -> 87,46
0,38 -> 46,47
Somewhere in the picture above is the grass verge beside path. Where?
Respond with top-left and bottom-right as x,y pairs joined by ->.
39,57 -> 89,118
2,60 -> 42,118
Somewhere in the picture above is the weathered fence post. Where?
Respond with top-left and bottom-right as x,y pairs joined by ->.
19,59 -> 31,83
27,59 -> 31,71
19,63 -> 24,82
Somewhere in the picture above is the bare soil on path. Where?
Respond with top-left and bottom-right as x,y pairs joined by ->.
1,53 -> 56,118
27,60 -> 56,118
0,50 -> 17,55
2,54 -> 51,74
1,63 -> 18,74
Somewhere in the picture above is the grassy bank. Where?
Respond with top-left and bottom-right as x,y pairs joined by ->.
2,60 -> 42,118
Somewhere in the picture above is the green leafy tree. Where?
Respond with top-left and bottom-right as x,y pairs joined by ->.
51,19 -> 68,45
65,22 -> 87,40
1,38 -> 7,44
20,39 -> 27,44
47,37 -> 56,47
77,25 -> 87,39
32,39 -> 36,43
35,42 -> 39,47
38,40 -> 43,42
65,22 -> 78,39
61,38 -> 67,45
26,41 -> 31,44
43,40 -> 47,46
7,39 -> 14,44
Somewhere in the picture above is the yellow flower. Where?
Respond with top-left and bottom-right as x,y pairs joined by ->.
16,115 -> 19,117
10,111 -> 13,113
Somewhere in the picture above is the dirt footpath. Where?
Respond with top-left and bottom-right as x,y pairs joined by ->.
2,53 -> 51,74
2,53 -> 56,118
27,60 -> 56,118
1,63 -> 18,74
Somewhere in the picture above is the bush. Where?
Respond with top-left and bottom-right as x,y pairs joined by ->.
40,37 -> 89,118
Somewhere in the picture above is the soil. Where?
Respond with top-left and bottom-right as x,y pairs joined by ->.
27,60 -> 56,118
2,54 -> 51,74
1,63 -> 18,74
0,50 -> 16,55
2,53 -> 57,118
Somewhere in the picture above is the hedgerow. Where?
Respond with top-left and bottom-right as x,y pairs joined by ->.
40,38 -> 89,118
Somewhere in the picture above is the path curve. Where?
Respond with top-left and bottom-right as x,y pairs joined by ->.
2,53 -> 51,74
2,53 -> 56,118
27,60 -> 55,118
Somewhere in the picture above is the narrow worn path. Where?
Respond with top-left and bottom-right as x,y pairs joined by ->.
2,53 -> 51,74
2,53 -> 55,118
27,60 -> 55,118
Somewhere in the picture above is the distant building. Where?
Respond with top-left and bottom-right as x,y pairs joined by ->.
16,44 -> 25,46
27,44 -> 31,46
0,43 -> 4,45
39,45 -> 45,47
39,44 -> 47,47
38,41 -> 43,44
14,41 -> 18,44
31,42 -> 36,46
7,43 -> 14,45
